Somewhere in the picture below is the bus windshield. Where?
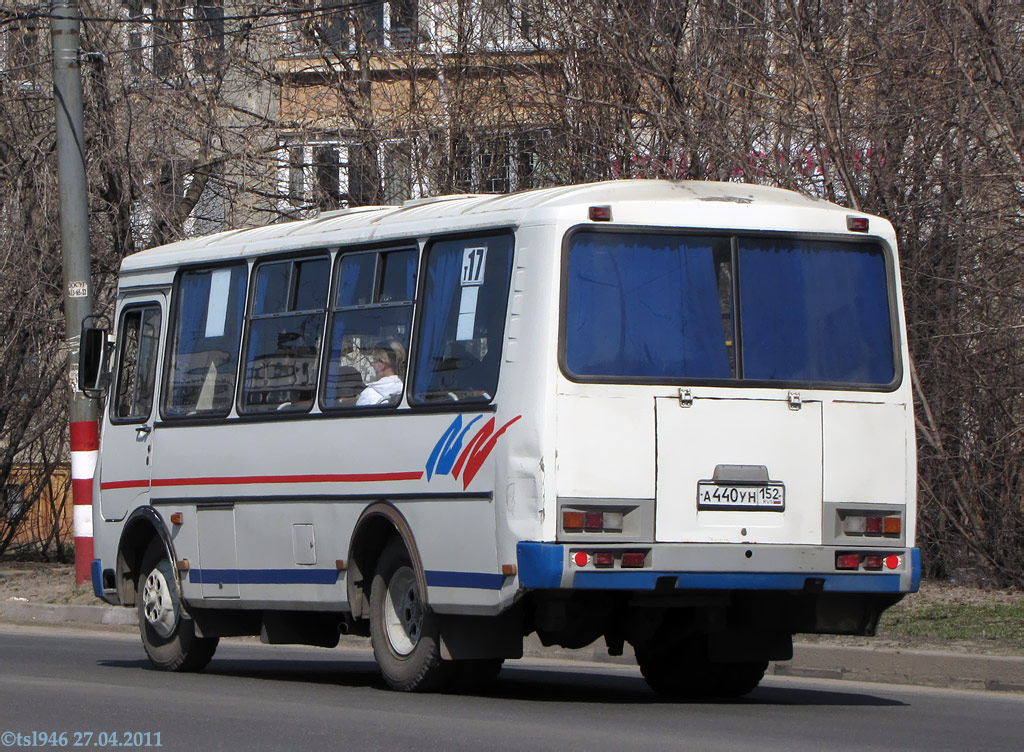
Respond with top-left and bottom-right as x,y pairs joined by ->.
564,230 -> 896,387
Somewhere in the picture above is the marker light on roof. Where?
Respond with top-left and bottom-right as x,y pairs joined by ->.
847,216 -> 869,232
589,205 -> 612,221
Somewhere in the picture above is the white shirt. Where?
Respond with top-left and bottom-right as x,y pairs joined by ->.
356,374 -> 403,406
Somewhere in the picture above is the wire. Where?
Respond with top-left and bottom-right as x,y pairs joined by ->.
0,1 -> 380,78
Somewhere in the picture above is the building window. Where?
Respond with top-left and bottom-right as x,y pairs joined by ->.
278,140 -> 350,212
191,0 -> 225,75
2,484 -> 26,522
452,131 -> 544,194
3,18 -> 44,87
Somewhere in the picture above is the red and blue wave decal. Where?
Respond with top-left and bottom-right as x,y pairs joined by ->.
425,414 -> 521,489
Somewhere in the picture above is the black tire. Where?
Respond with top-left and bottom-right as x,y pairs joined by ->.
369,538 -> 454,692
637,645 -> 766,699
137,540 -> 218,672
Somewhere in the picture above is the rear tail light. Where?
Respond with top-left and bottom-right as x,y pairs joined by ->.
836,553 -> 861,570
841,511 -> 903,538
563,511 -> 585,530
563,509 -> 624,533
621,552 -> 646,568
863,555 -> 884,571
593,552 -> 615,568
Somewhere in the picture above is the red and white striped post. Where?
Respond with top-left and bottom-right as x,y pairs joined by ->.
51,0 -> 97,584
70,420 -> 98,584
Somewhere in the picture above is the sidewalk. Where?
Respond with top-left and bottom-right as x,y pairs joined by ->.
3,598 -> 1023,693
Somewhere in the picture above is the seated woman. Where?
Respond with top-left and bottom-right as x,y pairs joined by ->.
356,340 -> 406,406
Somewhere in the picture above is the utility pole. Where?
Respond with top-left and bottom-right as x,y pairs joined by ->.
50,0 -> 97,585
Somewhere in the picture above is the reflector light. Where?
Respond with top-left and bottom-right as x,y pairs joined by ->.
863,555 -> 884,571
836,554 -> 861,570
584,512 -> 605,531
843,515 -> 866,535
847,215 -> 869,232
573,551 -> 589,567
589,205 -> 612,221
621,552 -> 646,568
884,516 -> 901,535
885,555 -> 902,570
594,552 -> 615,568
865,516 -> 884,535
562,510 -> 585,530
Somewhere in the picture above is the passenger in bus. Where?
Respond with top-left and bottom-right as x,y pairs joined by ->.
356,340 -> 406,406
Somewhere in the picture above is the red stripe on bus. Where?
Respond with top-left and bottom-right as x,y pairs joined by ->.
101,471 -> 424,490
70,420 -> 99,451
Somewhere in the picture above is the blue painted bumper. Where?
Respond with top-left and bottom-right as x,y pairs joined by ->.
90,559 -> 104,599
517,542 -> 921,594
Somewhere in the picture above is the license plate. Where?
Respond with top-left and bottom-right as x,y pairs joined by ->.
697,482 -> 785,511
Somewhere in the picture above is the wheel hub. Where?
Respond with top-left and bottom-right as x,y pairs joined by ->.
142,567 -> 177,639
383,566 -> 423,656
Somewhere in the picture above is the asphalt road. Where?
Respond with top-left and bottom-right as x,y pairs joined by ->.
2,625 -> 1023,752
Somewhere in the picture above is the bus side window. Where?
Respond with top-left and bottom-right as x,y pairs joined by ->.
241,255 -> 330,414
112,306 -> 162,422
321,248 -> 416,409
163,264 -> 247,418
410,232 -> 513,404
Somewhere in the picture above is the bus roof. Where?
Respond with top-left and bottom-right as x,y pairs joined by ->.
120,180 -> 888,274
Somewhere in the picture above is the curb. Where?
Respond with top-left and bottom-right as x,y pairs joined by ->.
3,601 -> 1023,693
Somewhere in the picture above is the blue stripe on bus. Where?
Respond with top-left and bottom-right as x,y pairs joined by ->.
425,570 -> 506,590
516,542 -> 921,594
516,542 -> 564,588
188,568 -> 342,585
571,570 -> 905,593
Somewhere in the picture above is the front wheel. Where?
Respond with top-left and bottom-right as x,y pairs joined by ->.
137,540 -> 218,672
369,539 -> 454,692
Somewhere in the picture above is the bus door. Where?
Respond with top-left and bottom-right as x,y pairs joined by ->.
99,296 -> 165,522
655,392 -> 823,545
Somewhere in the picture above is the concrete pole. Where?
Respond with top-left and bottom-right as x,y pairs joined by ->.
50,0 -> 98,585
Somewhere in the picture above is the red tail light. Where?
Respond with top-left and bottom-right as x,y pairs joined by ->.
621,552 -> 646,568
836,553 -> 861,570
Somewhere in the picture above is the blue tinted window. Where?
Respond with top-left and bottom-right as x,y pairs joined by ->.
565,232 -> 732,380
242,254 -> 329,414
322,247 -> 416,410
411,233 -> 513,404
337,254 -> 376,307
564,231 -> 895,387
164,264 -> 247,417
738,238 -> 894,384
253,262 -> 290,315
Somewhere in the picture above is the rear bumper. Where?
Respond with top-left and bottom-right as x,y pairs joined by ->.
517,542 -> 921,594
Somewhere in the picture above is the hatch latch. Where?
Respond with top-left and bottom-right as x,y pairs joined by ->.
679,388 -> 693,408
787,391 -> 802,411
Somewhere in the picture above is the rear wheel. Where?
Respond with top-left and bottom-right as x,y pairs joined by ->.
137,540 -> 218,672
370,539 -> 454,692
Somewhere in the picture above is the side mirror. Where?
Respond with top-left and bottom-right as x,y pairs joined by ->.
79,315 -> 111,398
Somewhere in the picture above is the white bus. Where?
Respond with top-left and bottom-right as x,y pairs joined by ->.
80,180 -> 918,696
